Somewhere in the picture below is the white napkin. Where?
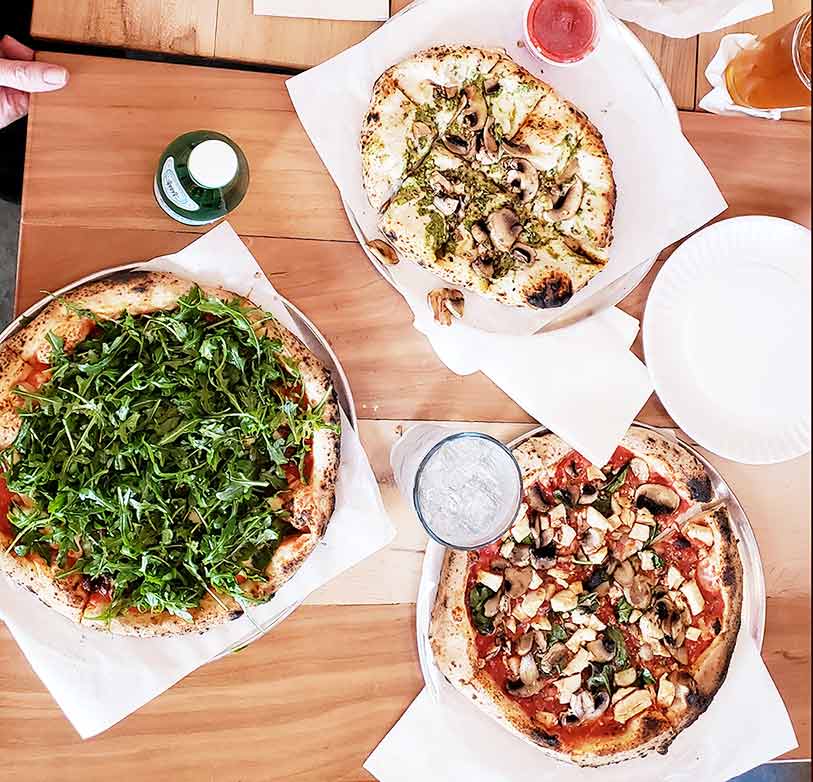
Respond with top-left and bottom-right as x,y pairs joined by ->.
698,33 -> 807,119
606,0 -> 773,38
368,537 -> 797,781
366,629 -> 797,782
0,223 -> 395,738
253,0 -> 389,22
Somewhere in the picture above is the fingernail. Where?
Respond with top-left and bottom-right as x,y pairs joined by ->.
43,66 -> 68,86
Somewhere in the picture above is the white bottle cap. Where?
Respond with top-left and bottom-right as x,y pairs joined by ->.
187,139 -> 239,189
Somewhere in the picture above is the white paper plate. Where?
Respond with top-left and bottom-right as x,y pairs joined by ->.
644,216 -> 812,465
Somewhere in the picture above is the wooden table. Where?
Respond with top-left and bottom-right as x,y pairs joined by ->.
28,0 -> 812,116
3,48 -> 811,780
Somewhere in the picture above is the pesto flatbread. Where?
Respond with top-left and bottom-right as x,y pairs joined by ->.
360,45 -> 617,310
0,271 -> 340,636
430,429 -> 742,766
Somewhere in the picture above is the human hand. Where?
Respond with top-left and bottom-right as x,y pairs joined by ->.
0,35 -> 69,129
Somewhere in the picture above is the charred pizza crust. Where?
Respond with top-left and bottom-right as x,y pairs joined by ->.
430,428 -> 743,766
0,271 -> 340,637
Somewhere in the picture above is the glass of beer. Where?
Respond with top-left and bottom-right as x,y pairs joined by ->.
725,13 -> 812,110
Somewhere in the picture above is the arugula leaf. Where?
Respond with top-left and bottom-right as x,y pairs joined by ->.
641,667 -> 656,687
469,584 -> 495,635
651,552 -> 665,570
606,626 -> 629,669
615,596 -> 634,623
549,623 -> 568,643
2,288 -> 336,620
577,591 -> 599,613
587,663 -> 614,694
646,523 -> 661,546
604,463 -> 630,494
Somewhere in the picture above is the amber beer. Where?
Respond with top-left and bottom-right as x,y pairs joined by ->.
725,13 -> 812,110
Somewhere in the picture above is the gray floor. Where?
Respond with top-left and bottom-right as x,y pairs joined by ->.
0,200 -> 19,330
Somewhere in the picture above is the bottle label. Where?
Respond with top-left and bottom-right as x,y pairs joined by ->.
160,157 -> 199,212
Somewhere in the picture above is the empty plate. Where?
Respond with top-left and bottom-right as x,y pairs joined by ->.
644,216 -> 811,464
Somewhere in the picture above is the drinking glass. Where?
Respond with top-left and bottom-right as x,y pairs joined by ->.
725,13 -> 812,110
390,424 -> 523,550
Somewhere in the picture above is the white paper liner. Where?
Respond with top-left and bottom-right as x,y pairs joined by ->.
287,0 -> 727,336
606,0 -> 774,38
0,223 -> 396,739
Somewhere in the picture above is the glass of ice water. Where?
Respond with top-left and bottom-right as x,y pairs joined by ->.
391,424 -> 523,550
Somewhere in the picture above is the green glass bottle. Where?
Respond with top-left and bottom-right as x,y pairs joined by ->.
154,130 -> 250,225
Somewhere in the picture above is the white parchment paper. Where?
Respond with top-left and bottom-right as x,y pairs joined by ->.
606,0 -> 774,38
365,538 -> 797,782
287,0 -> 726,336
0,223 -> 395,739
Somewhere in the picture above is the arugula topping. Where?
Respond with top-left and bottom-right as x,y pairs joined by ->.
606,625 -> 629,669
549,623 -> 568,643
593,463 -> 629,517
651,551 -> 665,570
615,596 -> 634,623
604,464 -> 630,495
2,288 -> 335,621
587,662 -> 614,694
577,591 -> 599,613
469,583 -> 495,635
641,667 -> 656,687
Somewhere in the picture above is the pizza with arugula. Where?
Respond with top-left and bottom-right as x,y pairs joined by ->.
0,271 -> 340,636
430,428 -> 742,765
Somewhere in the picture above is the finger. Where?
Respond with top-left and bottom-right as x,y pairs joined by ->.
0,86 -> 30,129
0,59 -> 68,92
0,35 -> 34,61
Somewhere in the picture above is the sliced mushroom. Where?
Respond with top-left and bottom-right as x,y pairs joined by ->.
519,653 -> 540,685
504,566 -> 533,598
534,629 -> 548,653
502,138 -> 532,157
472,257 -> 495,280
567,689 -> 609,723
627,576 -> 652,609
506,655 -> 521,678
429,170 -> 455,196
505,158 -> 540,204
442,133 -> 474,158
539,642 -> 569,674
486,207 -> 522,252
555,155 -> 579,185
490,555 -> 510,571
507,677 -> 546,698
470,221 -> 491,247
483,643 -> 502,660
427,288 -> 464,326
444,85 -> 460,99
511,243 -> 536,264
433,195 -> 460,217
526,483 -> 548,512
543,177 -> 584,223
635,484 -> 681,516
483,76 -> 501,95
613,558 -> 636,587
587,635 -> 616,663
581,527 -> 606,556
411,120 -> 435,148
670,645 -> 689,665
579,484 -> 599,504
509,544 -> 531,567
460,84 -> 488,132
530,540 -> 557,570
481,115 -> 500,160
367,239 -> 399,266
483,592 -> 502,618
515,631 -> 535,657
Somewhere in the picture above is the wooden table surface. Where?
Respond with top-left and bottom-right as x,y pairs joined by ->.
28,0 -> 811,117
4,44 -> 812,781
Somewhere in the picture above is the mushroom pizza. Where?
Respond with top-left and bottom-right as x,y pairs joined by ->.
430,428 -> 743,765
360,45 -> 616,311
0,272 -> 340,636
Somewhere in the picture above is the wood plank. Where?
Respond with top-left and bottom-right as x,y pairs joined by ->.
22,53 -> 812,242
0,596 -> 807,778
13,224 -> 673,427
23,53 -> 354,242
626,24 -> 698,111
214,0 -> 386,71
30,0 -> 219,57
696,0 -> 811,121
